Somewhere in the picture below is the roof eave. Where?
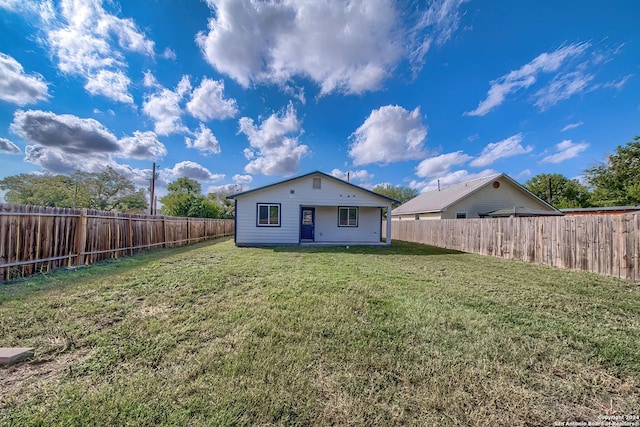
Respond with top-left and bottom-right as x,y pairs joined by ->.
226,170 -> 400,205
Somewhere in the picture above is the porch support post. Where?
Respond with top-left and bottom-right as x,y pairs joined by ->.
385,203 -> 392,246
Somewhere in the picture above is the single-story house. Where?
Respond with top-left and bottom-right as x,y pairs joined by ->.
391,173 -> 562,220
227,171 -> 399,246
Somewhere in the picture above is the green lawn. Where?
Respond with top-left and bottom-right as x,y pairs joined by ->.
1,237 -> 638,426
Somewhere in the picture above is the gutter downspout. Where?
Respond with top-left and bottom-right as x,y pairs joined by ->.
386,203 -> 392,246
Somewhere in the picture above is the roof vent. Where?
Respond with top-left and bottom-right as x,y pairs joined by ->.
493,181 -> 500,189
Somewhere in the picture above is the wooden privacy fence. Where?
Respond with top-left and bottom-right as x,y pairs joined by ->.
0,203 -> 234,281
389,214 -> 640,281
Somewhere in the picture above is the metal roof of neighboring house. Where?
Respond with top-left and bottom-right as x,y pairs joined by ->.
481,206 -> 564,217
226,170 -> 400,204
560,206 -> 640,213
392,173 -> 502,215
391,173 -> 558,215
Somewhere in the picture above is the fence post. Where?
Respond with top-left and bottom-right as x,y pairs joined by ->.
128,213 -> 134,256
74,209 -> 88,266
162,216 -> 167,248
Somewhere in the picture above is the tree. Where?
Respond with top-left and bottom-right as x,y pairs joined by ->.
207,187 -> 243,219
372,184 -> 418,205
584,136 -> 640,206
524,173 -> 592,208
0,174 -> 76,207
0,168 -> 148,211
160,177 -> 221,218
73,167 -> 142,211
112,189 -> 149,212
187,197 -> 221,218
167,177 -> 202,196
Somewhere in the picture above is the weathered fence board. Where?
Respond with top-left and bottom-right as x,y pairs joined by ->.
0,204 -> 234,281
388,214 -> 640,281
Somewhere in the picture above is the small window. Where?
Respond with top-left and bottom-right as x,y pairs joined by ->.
339,207 -> 358,227
414,213 -> 420,220
257,203 -> 280,226
455,211 -> 467,219
313,178 -> 321,189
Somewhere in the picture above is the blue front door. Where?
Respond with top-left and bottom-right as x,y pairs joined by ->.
300,207 -> 315,240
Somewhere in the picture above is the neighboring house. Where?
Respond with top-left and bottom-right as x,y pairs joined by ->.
227,171 -> 399,246
560,206 -> 640,216
391,173 -> 562,220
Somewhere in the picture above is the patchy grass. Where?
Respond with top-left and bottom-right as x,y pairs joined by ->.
1,237 -> 638,426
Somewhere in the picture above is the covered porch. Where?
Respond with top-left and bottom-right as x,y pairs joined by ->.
298,204 -> 393,246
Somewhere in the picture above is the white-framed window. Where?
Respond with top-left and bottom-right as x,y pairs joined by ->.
455,211 -> 467,219
338,207 -> 358,227
312,177 -> 321,189
257,203 -> 281,226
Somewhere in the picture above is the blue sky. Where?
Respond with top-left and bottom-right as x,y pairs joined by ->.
0,0 -> 638,201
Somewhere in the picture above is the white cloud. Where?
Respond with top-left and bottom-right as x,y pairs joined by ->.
533,71 -> 594,111
516,169 -> 532,179
161,47 -> 176,60
118,131 -> 167,160
329,168 -> 374,183
84,69 -> 133,104
238,102 -> 309,176
23,144 -> 111,174
233,174 -> 253,185
0,0 -> 51,19
11,109 -> 120,154
43,0 -> 155,103
185,123 -> 221,155
163,160 -> 224,182
541,139 -> 588,164
109,163 -> 154,187
349,105 -> 427,166
142,76 -> 191,135
207,175 -> 252,195
7,107 -> 154,181
197,0 -> 467,95
143,70 -> 159,88
415,151 -> 471,178
207,183 -> 247,195
186,78 -> 238,121
561,121 -> 583,132
411,168 -> 497,192
144,76 -> 236,138
283,84 -> 306,105
0,53 -> 49,105
11,110 -> 166,177
0,137 -> 21,154
465,42 -> 590,116
598,74 -> 634,91
470,133 -> 533,167
408,0 -> 468,70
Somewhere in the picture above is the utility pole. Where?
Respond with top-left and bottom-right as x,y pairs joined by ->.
149,162 -> 156,215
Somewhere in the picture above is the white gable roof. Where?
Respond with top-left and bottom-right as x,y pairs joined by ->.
227,170 -> 400,204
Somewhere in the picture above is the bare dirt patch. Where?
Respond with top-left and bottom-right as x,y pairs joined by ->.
0,350 -> 91,409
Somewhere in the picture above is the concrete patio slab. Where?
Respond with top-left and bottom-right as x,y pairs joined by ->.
0,348 -> 35,366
